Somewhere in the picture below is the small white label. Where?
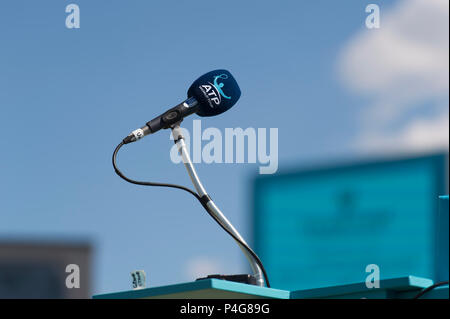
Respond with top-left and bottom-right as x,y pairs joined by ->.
132,128 -> 144,140
131,270 -> 146,289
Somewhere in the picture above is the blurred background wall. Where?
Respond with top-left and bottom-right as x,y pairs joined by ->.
253,152 -> 448,290
0,240 -> 91,298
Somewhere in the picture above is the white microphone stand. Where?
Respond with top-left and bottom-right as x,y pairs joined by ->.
171,125 -> 264,287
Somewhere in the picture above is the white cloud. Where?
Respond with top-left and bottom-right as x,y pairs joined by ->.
356,111 -> 449,153
184,256 -> 223,281
337,0 -> 449,152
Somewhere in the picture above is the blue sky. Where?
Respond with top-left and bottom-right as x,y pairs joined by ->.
0,0 -> 447,294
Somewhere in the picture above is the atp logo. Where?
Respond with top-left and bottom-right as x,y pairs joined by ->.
200,74 -> 231,107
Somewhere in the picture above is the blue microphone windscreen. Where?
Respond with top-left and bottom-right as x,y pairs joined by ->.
187,69 -> 241,117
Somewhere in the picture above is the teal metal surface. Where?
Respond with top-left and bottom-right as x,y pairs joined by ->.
93,276 -> 448,299
290,276 -> 433,299
93,279 -> 290,299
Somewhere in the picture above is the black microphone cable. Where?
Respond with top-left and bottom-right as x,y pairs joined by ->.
112,141 -> 271,288
413,280 -> 449,299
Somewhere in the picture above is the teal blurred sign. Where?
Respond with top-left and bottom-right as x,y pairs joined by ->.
253,153 -> 448,290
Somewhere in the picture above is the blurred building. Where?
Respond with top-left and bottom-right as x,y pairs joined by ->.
0,240 -> 92,298
253,152 -> 449,290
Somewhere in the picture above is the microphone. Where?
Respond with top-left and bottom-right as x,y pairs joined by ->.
113,68 -> 270,287
123,69 -> 241,144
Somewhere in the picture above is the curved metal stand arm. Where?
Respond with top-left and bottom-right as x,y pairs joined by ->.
171,125 -> 264,286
